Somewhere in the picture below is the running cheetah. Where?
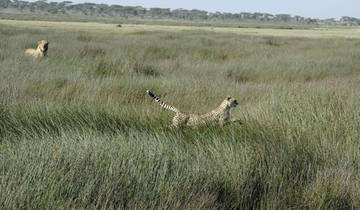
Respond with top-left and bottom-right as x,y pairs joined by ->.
146,90 -> 239,127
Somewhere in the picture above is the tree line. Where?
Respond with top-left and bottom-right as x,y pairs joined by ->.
0,0 -> 359,25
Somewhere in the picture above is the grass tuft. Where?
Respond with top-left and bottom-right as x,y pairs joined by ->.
132,62 -> 160,77
79,45 -> 106,58
77,34 -> 92,42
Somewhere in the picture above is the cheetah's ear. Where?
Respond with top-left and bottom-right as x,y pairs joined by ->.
226,96 -> 231,101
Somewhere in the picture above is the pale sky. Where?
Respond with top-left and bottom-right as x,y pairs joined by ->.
64,0 -> 359,19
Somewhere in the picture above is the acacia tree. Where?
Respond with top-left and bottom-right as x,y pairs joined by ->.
0,0 -> 11,8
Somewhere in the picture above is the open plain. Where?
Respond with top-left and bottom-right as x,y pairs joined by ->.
0,20 -> 359,209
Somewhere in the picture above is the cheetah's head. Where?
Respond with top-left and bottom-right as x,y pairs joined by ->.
37,40 -> 49,52
224,96 -> 239,109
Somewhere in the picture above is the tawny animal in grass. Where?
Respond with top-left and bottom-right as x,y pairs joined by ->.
25,40 -> 49,59
146,90 -> 239,127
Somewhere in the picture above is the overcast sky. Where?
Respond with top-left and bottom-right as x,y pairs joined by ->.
61,0 -> 359,19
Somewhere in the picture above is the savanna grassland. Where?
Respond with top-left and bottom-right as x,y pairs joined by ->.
0,20 -> 360,209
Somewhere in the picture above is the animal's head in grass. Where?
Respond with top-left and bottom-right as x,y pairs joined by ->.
146,90 -> 239,128
25,40 -> 49,59
37,40 -> 49,52
222,96 -> 239,109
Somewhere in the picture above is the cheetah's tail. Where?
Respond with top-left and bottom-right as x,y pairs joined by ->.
146,90 -> 179,113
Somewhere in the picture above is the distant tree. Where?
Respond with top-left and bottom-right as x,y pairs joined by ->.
304,18 -> 318,24
253,13 -> 265,21
189,9 -> 208,20
209,11 -> 228,20
149,8 -> 170,18
47,2 -> 60,14
239,12 -> 253,20
340,16 -> 359,25
134,6 -> 146,18
96,4 -> 109,16
171,9 -> 191,20
263,13 -> 274,21
108,5 -> 123,16
275,14 -> 292,22
294,15 -> 305,22
222,12 -> 234,20
0,0 -> 12,8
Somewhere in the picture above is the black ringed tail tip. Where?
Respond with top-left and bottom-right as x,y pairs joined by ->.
146,90 -> 178,113
146,90 -> 156,98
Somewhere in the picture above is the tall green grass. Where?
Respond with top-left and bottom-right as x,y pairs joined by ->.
0,22 -> 359,209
